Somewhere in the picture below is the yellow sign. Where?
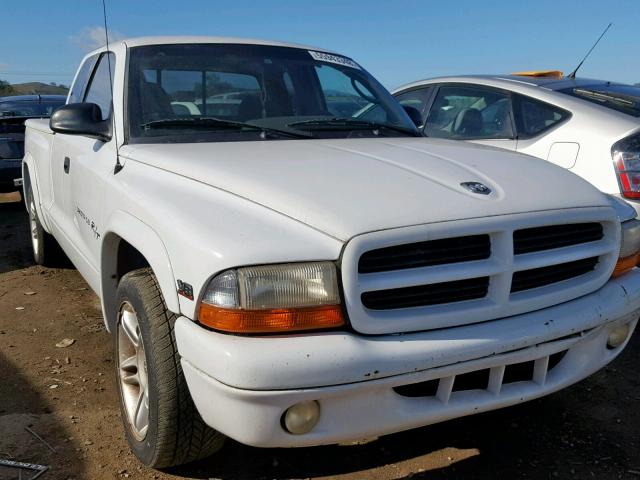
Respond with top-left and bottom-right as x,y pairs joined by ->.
512,70 -> 564,79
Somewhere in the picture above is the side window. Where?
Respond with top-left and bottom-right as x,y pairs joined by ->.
84,53 -> 115,120
513,95 -> 570,138
395,87 -> 432,124
425,86 -> 514,140
68,54 -> 98,104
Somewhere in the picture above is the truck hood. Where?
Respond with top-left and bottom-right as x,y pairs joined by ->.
121,137 -> 609,240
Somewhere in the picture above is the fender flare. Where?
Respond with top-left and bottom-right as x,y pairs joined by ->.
22,153 -> 52,233
100,210 -> 180,332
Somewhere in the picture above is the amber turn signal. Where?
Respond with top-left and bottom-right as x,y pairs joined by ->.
612,254 -> 640,278
198,304 -> 345,333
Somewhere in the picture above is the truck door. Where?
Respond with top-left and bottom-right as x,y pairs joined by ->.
68,53 -> 117,285
51,52 -> 117,290
48,54 -> 98,238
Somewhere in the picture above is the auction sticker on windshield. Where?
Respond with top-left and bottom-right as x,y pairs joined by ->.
308,51 -> 361,69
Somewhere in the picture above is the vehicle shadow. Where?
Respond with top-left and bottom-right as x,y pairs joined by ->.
0,198 -> 33,275
0,352 -> 87,479
166,332 -> 640,479
0,195 -> 73,273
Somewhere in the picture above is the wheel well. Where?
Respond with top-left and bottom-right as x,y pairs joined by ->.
101,235 -> 152,332
22,163 -> 32,201
117,239 -> 150,282
22,163 -> 30,188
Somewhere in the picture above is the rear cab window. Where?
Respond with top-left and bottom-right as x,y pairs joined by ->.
424,85 -> 514,140
559,83 -> 640,118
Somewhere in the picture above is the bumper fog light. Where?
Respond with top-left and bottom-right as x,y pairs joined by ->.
283,400 -> 320,435
607,323 -> 631,349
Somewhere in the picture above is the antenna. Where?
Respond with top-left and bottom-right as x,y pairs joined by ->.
567,23 -> 612,79
101,0 -> 123,174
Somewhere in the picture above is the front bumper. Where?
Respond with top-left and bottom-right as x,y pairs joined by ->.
176,271 -> 640,448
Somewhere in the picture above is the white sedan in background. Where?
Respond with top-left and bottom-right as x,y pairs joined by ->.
393,74 -> 640,214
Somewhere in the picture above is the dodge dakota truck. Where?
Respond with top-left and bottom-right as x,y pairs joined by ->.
22,37 -> 640,468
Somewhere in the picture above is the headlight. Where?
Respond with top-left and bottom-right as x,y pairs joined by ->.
198,262 -> 345,333
612,219 -> 640,277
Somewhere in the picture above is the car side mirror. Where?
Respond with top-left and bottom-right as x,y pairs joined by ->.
50,103 -> 112,142
402,105 -> 423,129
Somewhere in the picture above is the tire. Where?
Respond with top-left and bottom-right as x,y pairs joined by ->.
114,268 -> 225,468
25,181 -> 62,266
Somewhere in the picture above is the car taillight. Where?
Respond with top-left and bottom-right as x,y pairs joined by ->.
612,133 -> 640,199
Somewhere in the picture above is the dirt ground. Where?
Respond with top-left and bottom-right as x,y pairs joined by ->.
1,193 -> 639,480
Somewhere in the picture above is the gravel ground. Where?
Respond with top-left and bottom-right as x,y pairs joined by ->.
1,194 -> 639,480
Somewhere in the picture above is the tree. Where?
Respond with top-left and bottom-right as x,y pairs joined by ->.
0,79 -> 15,96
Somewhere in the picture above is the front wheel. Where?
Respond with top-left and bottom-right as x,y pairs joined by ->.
114,268 -> 225,468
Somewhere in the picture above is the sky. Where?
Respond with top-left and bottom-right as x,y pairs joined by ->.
1,0 -> 639,89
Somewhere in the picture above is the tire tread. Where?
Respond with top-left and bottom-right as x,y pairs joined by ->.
117,268 -> 225,468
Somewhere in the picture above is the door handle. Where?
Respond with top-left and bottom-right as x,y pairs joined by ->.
63,157 -> 70,174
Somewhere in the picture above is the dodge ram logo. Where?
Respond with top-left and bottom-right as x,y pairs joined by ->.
461,182 -> 492,195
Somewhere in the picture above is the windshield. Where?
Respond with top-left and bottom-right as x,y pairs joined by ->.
127,44 -> 418,143
559,83 -> 640,117
0,99 -> 65,118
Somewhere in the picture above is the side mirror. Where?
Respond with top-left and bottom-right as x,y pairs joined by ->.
50,103 -> 111,141
402,105 -> 423,129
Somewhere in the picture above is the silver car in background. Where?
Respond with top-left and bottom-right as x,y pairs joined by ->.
393,74 -> 640,214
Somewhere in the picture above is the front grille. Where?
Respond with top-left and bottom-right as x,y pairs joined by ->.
362,277 -> 489,310
511,257 -> 599,293
358,235 -> 490,274
343,211 -> 618,334
514,223 -> 603,255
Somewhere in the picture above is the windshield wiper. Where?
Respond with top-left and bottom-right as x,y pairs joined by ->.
287,118 -> 420,136
141,117 -> 311,138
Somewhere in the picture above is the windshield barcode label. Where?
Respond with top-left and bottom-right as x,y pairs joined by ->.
308,51 -> 361,70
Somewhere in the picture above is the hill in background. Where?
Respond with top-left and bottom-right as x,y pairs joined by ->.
1,82 -> 69,96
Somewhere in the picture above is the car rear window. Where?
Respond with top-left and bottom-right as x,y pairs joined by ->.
559,84 -> 640,117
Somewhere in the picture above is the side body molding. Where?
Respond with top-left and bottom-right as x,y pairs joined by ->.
100,210 -> 180,331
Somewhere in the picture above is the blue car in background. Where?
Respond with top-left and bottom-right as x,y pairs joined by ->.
0,95 -> 66,193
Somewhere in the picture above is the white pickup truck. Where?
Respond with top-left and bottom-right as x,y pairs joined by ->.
22,36 -> 640,468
